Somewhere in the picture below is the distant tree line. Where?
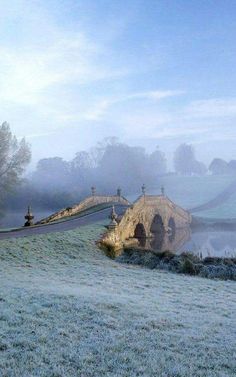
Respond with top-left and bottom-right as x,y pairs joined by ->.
1,123 -> 236,213
209,158 -> 236,175
5,137 -> 167,210
173,143 -> 236,176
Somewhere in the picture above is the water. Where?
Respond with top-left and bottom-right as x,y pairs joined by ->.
178,230 -> 236,258
133,228 -> 236,258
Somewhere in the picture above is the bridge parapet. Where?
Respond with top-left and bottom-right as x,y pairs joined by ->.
37,195 -> 130,225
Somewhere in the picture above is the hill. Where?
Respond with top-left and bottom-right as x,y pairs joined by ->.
0,220 -> 235,376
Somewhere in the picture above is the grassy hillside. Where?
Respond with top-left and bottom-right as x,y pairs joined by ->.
0,222 -> 235,376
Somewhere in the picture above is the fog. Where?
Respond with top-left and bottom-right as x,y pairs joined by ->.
1,1 -> 236,227
4,137 -> 236,213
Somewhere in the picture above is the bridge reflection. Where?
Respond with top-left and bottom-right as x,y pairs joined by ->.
130,227 -> 191,253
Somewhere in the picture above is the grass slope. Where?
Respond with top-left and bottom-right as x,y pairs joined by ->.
0,222 -> 235,377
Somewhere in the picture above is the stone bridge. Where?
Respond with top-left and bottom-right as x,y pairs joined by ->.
100,195 -> 192,251
37,189 -> 130,225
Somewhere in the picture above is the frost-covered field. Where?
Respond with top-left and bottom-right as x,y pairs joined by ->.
0,222 -> 235,377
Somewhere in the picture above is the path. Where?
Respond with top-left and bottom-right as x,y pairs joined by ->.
0,205 -> 127,240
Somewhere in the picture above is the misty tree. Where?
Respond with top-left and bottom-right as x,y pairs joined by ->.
98,142 -> 166,192
149,147 -> 167,175
71,151 -> 93,171
209,158 -> 230,175
70,151 -> 94,190
0,121 -> 31,198
98,143 -> 146,191
191,160 -> 207,176
173,143 -> 206,175
32,157 -> 70,191
89,137 -> 120,168
174,144 -> 196,175
228,160 -> 236,174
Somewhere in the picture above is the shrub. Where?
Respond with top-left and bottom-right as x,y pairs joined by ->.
116,247 -> 236,280
181,258 -> 196,275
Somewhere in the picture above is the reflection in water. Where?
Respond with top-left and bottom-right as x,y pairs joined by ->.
133,228 -> 236,258
150,214 -> 165,235
135,227 -> 191,253
168,217 -> 176,242
179,231 -> 236,258
150,232 -> 165,250
149,214 -> 166,250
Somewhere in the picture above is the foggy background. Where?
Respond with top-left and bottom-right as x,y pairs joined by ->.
1,0 -> 236,225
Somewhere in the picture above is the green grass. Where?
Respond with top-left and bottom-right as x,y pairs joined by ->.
0,221 -> 235,376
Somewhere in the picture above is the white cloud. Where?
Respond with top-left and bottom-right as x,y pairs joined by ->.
82,90 -> 183,121
184,98 -> 236,119
23,131 -> 57,139
106,96 -> 236,141
0,1 -> 184,147
0,34 -> 107,106
125,90 -> 184,101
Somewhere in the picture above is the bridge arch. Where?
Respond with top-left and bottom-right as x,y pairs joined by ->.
134,223 -> 146,247
150,214 -> 165,235
134,223 -> 146,239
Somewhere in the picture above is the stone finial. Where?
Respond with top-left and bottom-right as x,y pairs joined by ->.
108,218 -> 118,230
117,187 -> 121,197
91,186 -> 96,197
108,205 -> 118,230
142,184 -> 146,196
161,185 -> 165,196
24,205 -> 34,227
110,205 -> 118,221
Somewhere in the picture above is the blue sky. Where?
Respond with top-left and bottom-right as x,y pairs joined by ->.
0,0 -> 236,166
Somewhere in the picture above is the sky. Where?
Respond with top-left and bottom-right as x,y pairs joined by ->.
0,0 -> 236,167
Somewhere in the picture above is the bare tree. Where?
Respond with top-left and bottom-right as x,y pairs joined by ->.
0,122 -> 31,196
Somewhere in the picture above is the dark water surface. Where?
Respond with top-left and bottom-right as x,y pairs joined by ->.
133,228 -> 236,258
178,230 -> 236,258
